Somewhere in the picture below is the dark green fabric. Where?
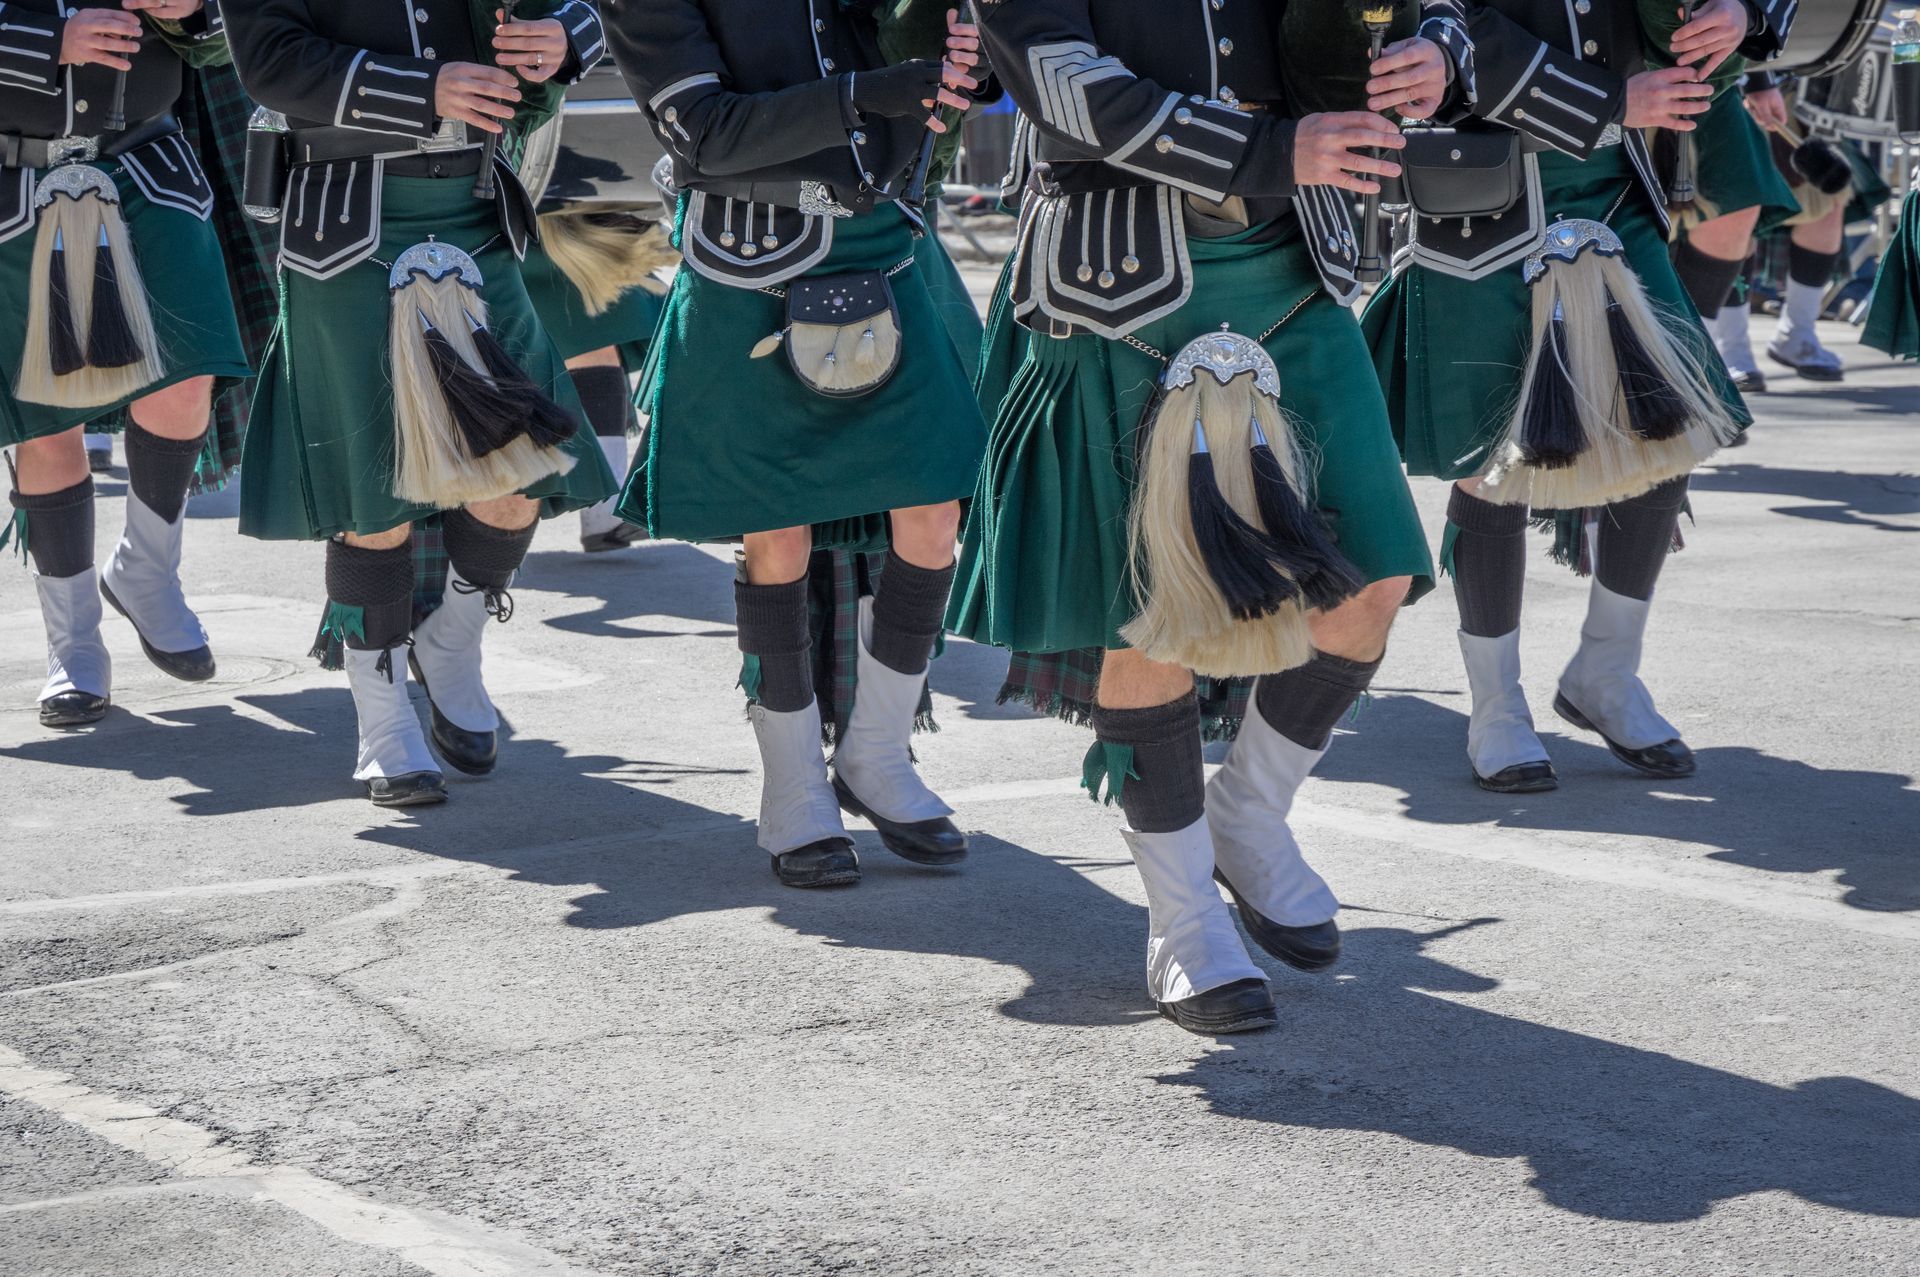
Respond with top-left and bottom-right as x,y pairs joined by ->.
1638,0 -> 1747,92
1864,188 -> 1920,359
238,174 -> 618,542
0,162 -> 249,448
621,203 -> 986,542
920,228 -> 983,376
1686,86 -> 1799,225
1277,0 -> 1420,115
948,225 -> 1434,656
519,242 -> 664,366
972,249 -> 1025,419
1362,146 -> 1749,482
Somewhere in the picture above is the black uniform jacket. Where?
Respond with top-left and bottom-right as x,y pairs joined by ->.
225,0 -> 602,278
978,0 -> 1474,339
0,1 -> 226,243
1407,0 -> 1793,278
602,0 -> 930,287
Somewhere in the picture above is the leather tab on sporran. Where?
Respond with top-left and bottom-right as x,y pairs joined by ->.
387,238 -> 578,508
15,164 -> 166,410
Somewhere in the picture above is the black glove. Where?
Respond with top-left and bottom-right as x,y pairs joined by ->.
848,61 -> 945,120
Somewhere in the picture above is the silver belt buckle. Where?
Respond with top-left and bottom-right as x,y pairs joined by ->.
416,121 -> 470,154
47,136 -> 100,166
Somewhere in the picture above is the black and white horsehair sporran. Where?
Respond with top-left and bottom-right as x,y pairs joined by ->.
1478,213 -> 1739,510
387,238 -> 578,506
1121,318 -> 1365,678
16,164 -> 166,410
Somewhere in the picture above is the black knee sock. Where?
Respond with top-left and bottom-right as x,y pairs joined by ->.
11,478 -> 95,578
1788,242 -> 1840,289
124,421 -> 207,523
441,507 -> 538,590
1447,486 -> 1529,638
736,577 -> 813,713
570,364 -> 634,439
1255,652 -> 1383,751
1596,476 -> 1688,602
1090,692 -> 1205,834
1672,238 -> 1748,319
325,540 -> 414,650
868,551 -> 953,676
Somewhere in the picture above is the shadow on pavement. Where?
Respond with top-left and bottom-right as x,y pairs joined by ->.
1315,694 -> 1920,912
1173,919 -> 1920,1223
520,541 -> 739,640
1692,463 -> 1920,533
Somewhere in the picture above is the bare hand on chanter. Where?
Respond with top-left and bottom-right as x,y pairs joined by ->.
435,62 -> 523,135
1293,111 -> 1405,194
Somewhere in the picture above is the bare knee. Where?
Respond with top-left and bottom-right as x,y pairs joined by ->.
889,501 -> 961,569
565,346 -> 623,371
1096,647 -> 1195,710
343,523 -> 412,552
131,376 -> 214,440
742,526 -> 813,585
1310,575 -> 1411,661
14,428 -> 89,495
464,492 -> 540,531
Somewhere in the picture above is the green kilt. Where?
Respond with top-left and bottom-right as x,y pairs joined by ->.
620,203 -> 986,542
1864,188 -> 1920,358
519,240 -> 663,369
948,222 -> 1435,658
239,174 -> 617,542
1686,87 -> 1800,227
0,159 -> 248,447
920,225 -> 983,376
1363,146 -> 1749,482
973,250 -> 1026,418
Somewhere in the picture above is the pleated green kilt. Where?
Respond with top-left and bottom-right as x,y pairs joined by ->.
1363,146 -> 1749,483
1863,188 -> 1920,358
948,223 -> 1435,659
1688,88 -> 1799,226
519,240 -> 662,369
0,160 -> 248,447
238,175 -> 617,542
920,227 -> 983,375
972,251 -> 1027,419
620,204 -> 986,543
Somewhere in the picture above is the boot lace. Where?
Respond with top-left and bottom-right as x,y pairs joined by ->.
452,579 -> 514,623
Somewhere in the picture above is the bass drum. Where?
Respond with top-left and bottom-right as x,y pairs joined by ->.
1770,0 -> 1884,79
525,62 -> 669,216
1792,2 -> 1913,141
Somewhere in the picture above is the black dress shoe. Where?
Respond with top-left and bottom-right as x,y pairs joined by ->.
408,655 -> 498,777
831,774 -> 968,866
366,772 -> 447,807
1553,692 -> 1697,779
40,690 -> 110,728
99,580 -> 216,682
581,523 -> 645,553
1213,872 -> 1341,972
87,447 -> 113,473
771,838 -> 861,888
1475,760 -> 1559,794
1156,978 -> 1277,1035
1728,369 -> 1766,394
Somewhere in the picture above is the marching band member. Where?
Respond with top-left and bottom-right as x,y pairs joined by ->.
603,0 -> 987,889
225,0 -> 617,805
1364,0 -> 1793,793
952,0 -> 1448,1033
1,0 -> 249,727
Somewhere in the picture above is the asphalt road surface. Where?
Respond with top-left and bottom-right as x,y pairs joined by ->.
3,302 -> 1917,1277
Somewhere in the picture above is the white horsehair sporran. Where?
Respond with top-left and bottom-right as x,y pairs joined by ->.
16,163 -> 165,410
387,238 -> 578,506
1122,325 -> 1363,677
1479,217 -> 1738,509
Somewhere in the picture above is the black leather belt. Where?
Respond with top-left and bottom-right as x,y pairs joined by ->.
0,114 -> 180,170
385,149 -> 486,178
289,123 -> 481,168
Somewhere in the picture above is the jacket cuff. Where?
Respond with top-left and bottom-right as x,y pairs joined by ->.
1738,0 -> 1793,57
336,50 -> 441,136
0,4 -> 64,96
1420,15 -> 1477,109
549,0 -> 603,85
1480,48 -> 1621,157
1109,93 -> 1260,203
